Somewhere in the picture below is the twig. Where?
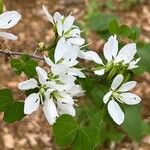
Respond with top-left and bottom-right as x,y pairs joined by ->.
0,49 -> 44,60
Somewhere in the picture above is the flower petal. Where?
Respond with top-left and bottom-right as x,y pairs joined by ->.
120,92 -> 141,105
0,32 -> 17,40
63,15 -> 74,32
43,98 -> 58,125
115,43 -> 137,63
111,74 -> 124,91
128,58 -> 140,70
54,12 -> 63,23
51,64 -> 68,75
68,68 -> 85,78
63,45 -> 79,64
54,37 -> 67,63
36,66 -> 48,85
42,5 -> 54,24
56,21 -> 63,36
108,100 -> 125,125
57,101 -> 75,117
103,35 -> 118,61
24,93 -> 40,114
18,79 -> 38,90
94,69 -> 105,76
81,51 -> 103,65
66,85 -> 85,97
44,55 -> 54,67
67,37 -> 85,46
118,81 -> 137,92
0,11 -> 21,29
103,91 -> 113,104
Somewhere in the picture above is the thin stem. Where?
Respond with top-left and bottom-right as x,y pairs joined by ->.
0,49 -> 44,60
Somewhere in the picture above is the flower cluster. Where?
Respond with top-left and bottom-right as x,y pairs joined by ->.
17,6 -> 86,125
1,5 -> 141,126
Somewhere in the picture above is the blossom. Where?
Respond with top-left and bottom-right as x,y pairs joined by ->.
103,74 -> 141,125
0,11 -> 21,40
44,55 -> 85,78
80,35 -> 140,76
42,5 -> 85,63
18,65 -> 84,125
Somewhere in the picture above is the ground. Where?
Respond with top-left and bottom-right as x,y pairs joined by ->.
0,0 -> 150,149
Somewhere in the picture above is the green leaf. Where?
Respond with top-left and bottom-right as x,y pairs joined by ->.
122,104 -> 142,142
20,54 -> 30,62
0,89 -> 25,123
10,59 -> 22,75
142,122 -> 150,135
10,55 -> 38,77
3,101 -> 25,123
137,43 -> 150,73
104,127 -> 123,141
109,19 -> 119,35
0,0 -> 3,14
22,59 -> 37,77
87,12 -> 117,32
53,115 -> 78,147
118,25 -> 132,37
72,128 -> 91,150
72,126 -> 100,150
0,89 -> 14,111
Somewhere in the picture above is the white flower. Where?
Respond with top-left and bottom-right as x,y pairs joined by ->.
103,74 -> 141,125
18,65 -> 83,125
42,5 -> 85,63
44,55 -> 85,78
80,35 -> 140,76
0,11 -> 21,40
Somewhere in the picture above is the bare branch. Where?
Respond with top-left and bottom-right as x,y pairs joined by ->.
0,49 -> 44,60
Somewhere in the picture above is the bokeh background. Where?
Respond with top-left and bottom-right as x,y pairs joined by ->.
0,0 -> 150,149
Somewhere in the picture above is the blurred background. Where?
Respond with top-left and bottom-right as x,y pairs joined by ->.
0,0 -> 150,149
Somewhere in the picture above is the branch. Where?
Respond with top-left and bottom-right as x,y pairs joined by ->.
0,49 -> 44,60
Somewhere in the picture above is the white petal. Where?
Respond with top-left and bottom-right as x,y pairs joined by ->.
115,43 -> 137,63
118,81 -> 137,92
66,85 -> 85,97
56,21 -> 63,36
54,37 -> 67,63
63,15 -> 74,32
57,101 -> 75,117
0,32 -> 17,40
51,64 -> 68,75
69,28 -> 80,37
24,93 -> 40,114
81,51 -> 103,65
54,12 -> 63,23
18,79 -> 38,90
44,55 -> 54,67
67,37 -> 85,46
94,69 -> 105,76
63,45 -> 79,64
128,58 -> 140,70
0,11 -> 21,29
103,35 -> 118,61
68,68 -> 85,78
111,74 -> 124,91
103,91 -> 113,104
44,89 -> 55,100
43,98 -> 58,125
36,66 -> 48,85
46,81 -> 65,91
108,100 -> 125,125
42,5 -> 54,24
120,92 -> 141,105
